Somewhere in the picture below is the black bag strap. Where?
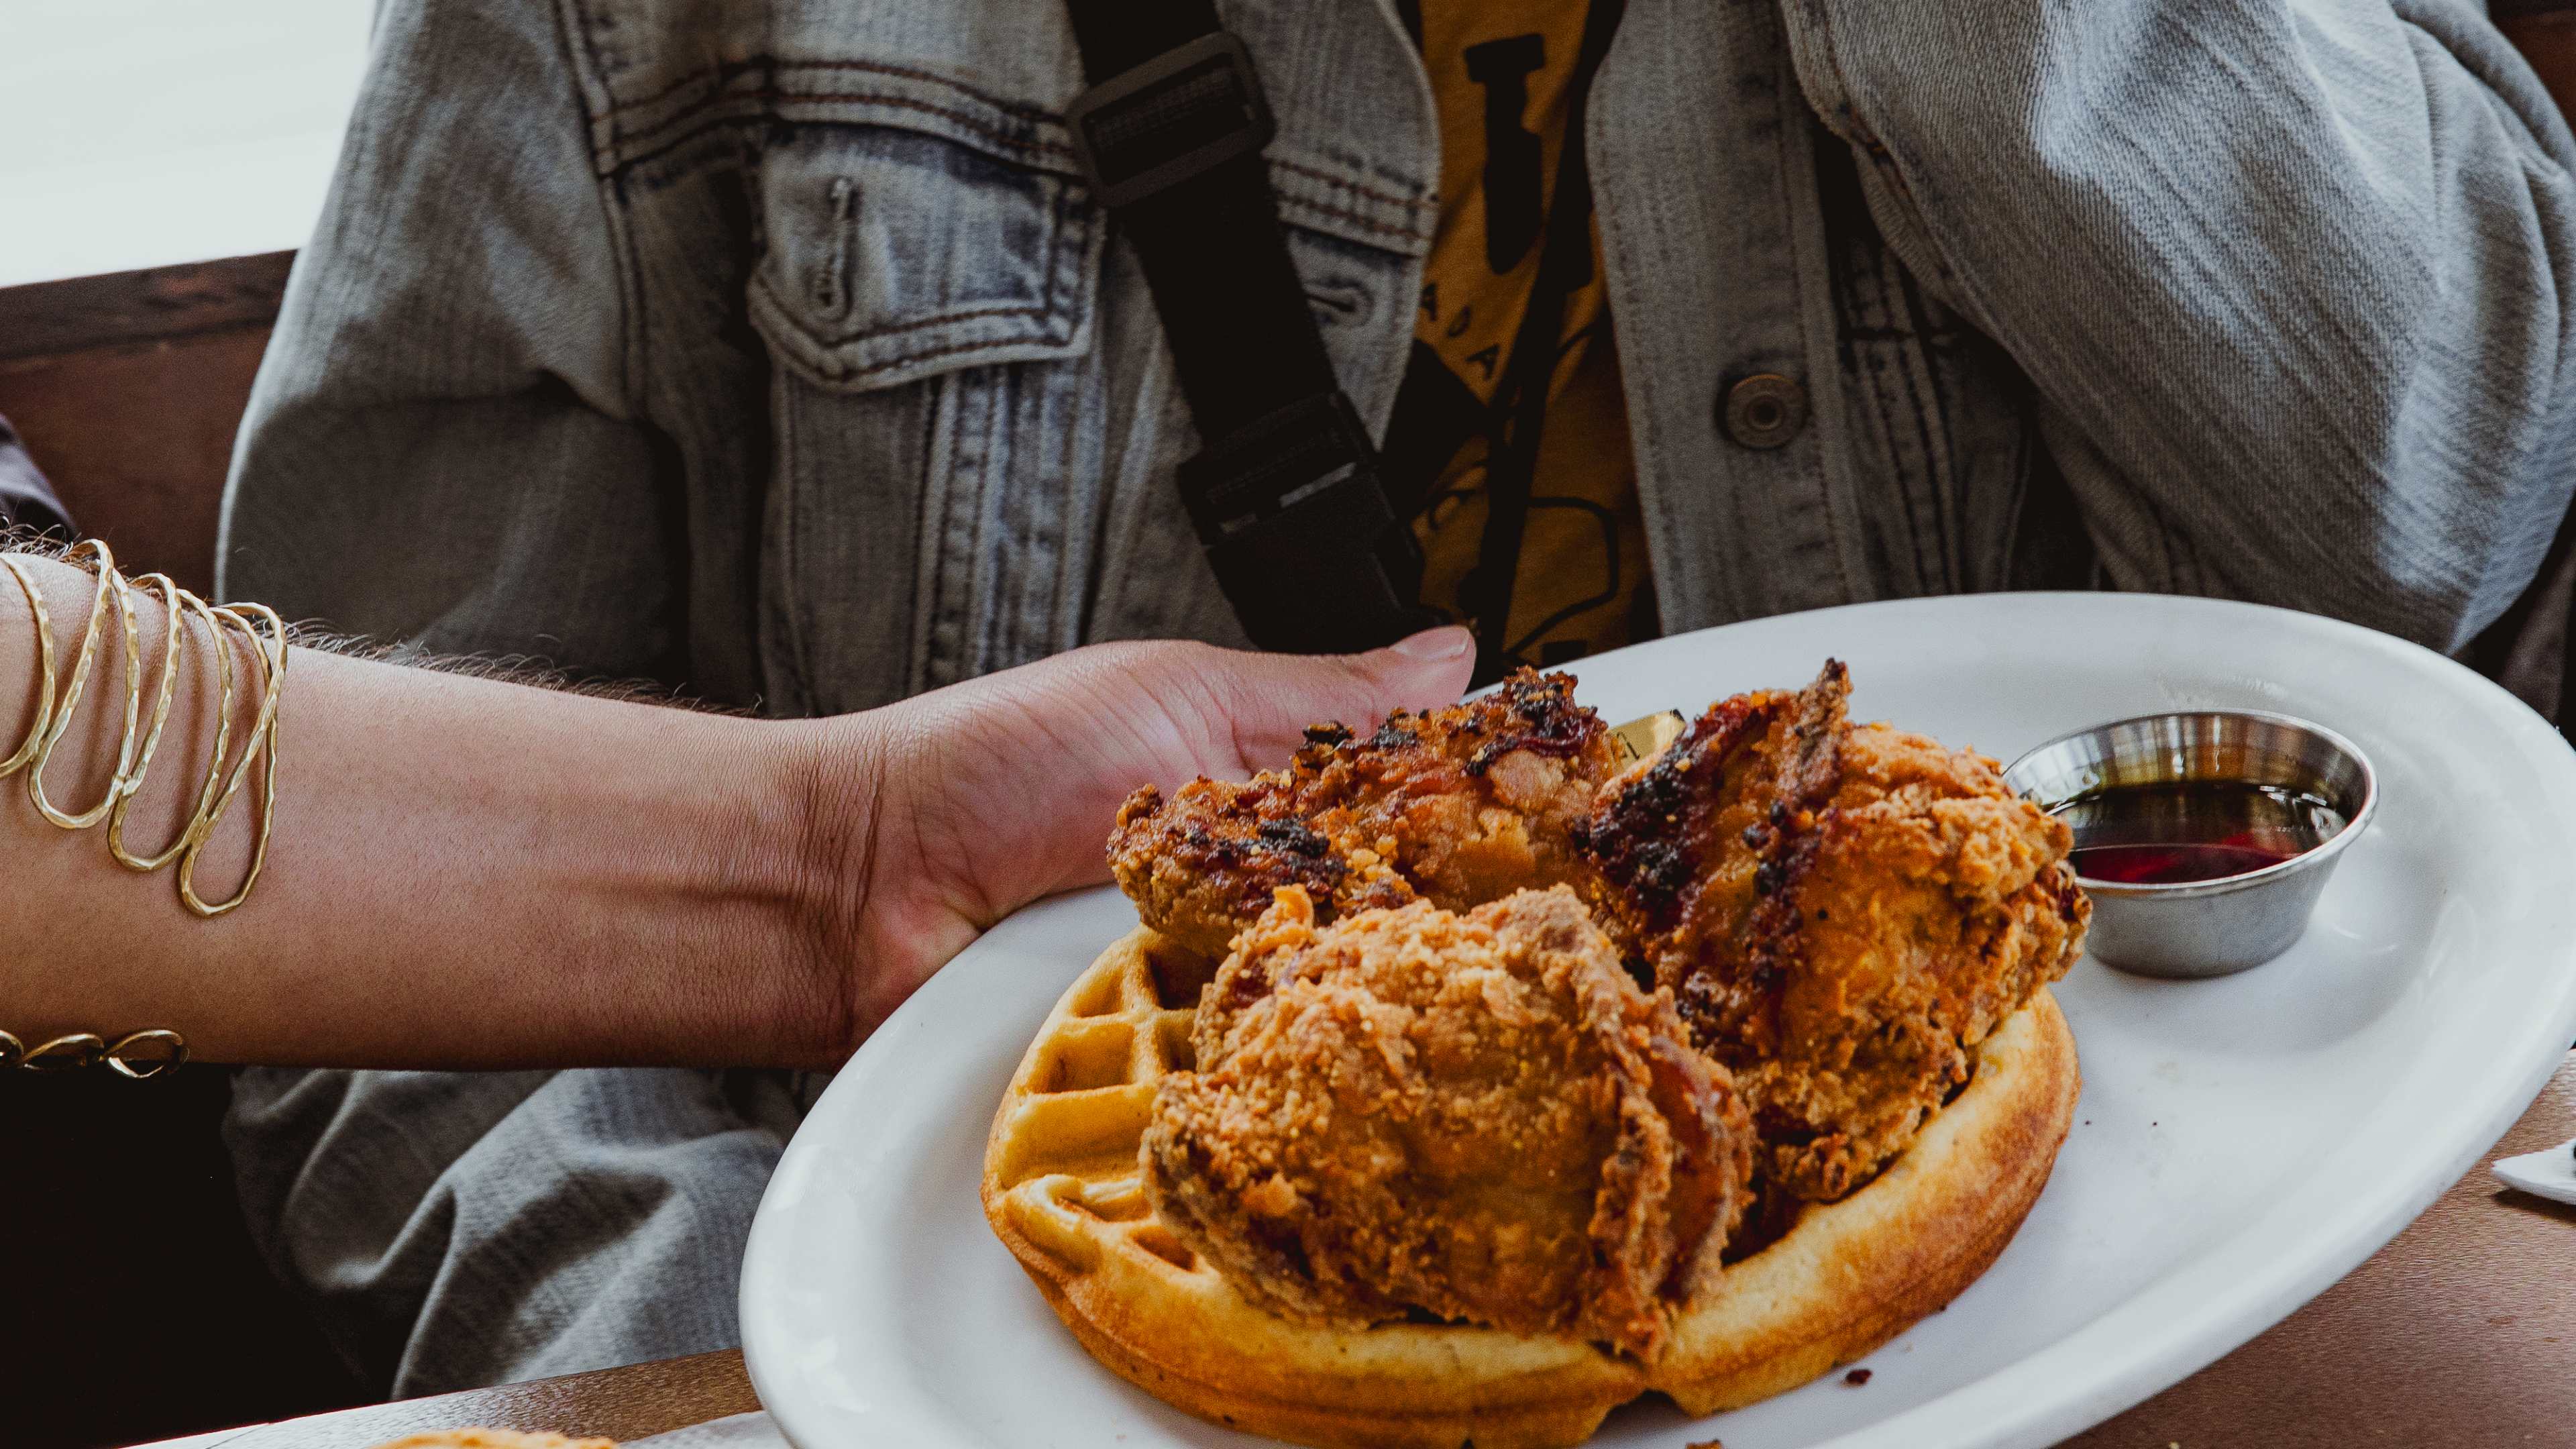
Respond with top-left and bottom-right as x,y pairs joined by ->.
1061,2 -> 1437,654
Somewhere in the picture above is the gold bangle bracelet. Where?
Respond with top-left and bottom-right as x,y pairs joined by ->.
180,601 -> 286,918
0,1027 -> 189,1079
3,542 -> 286,916
0,553 -> 58,774
106,575 -> 199,871
27,541 -> 144,830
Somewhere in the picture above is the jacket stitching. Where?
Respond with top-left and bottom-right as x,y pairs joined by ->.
1870,252 -> 1946,592
773,372 -> 820,707
552,0 -> 646,418
816,301 -> 1060,342
604,83 -> 1430,248
1271,157 -> 1435,216
1886,343 -> 1945,590
1277,193 -> 1432,243
1766,48 -> 1858,606
1046,168 -> 1092,331
1854,336 -> 1928,593
765,303 -> 1079,380
916,375 -> 962,689
835,327 -> 1063,380
1891,261 -> 1965,588
606,58 -> 1432,215
621,99 -> 1428,247
614,93 -> 1079,173
612,56 -> 1067,127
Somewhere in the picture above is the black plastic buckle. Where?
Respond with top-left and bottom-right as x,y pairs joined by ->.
1066,32 -> 1276,209
1180,393 -> 1438,655
1179,392 -> 1378,538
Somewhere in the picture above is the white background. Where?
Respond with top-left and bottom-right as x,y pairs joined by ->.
0,0 -> 371,286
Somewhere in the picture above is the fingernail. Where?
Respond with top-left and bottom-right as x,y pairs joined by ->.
1389,625 -> 1473,661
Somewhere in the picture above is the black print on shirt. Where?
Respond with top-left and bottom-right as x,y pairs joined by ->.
1463,34 -> 1546,275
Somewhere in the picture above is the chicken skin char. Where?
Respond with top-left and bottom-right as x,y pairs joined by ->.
1108,669 -> 1622,959
1570,661 -> 1851,1017
1574,663 -> 2088,1201
1144,885 -> 1754,1361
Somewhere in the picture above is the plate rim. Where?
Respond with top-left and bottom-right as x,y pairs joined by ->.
744,590 -> 2576,1449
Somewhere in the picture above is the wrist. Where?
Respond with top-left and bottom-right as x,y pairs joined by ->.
776,712 -> 891,1067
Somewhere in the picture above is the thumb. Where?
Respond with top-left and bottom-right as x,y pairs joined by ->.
864,627 -> 1480,918
1203,625 -> 1478,771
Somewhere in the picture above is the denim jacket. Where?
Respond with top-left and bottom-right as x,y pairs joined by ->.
224,0 -> 2576,713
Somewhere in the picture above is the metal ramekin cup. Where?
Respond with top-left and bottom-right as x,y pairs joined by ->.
2002,710 -> 2377,979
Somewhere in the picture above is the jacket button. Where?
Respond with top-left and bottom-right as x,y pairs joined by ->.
1720,373 -> 1808,449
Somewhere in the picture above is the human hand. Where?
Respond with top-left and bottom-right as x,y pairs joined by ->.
802,629 -> 1477,1053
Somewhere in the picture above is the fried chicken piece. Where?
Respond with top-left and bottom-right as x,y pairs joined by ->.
1109,669 -> 1621,958
1576,661 -> 2088,1201
1144,885 -> 1753,1360
1729,722 -> 2088,1199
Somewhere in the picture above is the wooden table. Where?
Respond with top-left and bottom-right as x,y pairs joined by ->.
183,1055 -> 2576,1449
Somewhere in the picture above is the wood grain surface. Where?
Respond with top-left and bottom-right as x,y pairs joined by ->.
0,252 -> 292,364
198,1057 -> 2576,1449
214,1352 -> 759,1449
0,253 -> 288,596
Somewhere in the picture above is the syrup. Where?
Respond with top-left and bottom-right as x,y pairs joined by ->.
2068,841 -> 2299,885
2051,780 -> 2345,887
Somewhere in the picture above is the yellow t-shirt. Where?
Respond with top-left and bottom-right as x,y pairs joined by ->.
1399,0 -> 1646,668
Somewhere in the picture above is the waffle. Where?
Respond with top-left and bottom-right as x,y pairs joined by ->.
982,927 -> 2080,1449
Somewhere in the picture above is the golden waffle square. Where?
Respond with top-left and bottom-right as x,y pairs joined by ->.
983,927 -> 2080,1449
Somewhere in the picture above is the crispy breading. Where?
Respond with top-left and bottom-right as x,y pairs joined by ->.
1108,669 -> 1621,958
1578,663 -> 2087,1201
1726,722 -> 2086,1199
1143,885 -> 1754,1361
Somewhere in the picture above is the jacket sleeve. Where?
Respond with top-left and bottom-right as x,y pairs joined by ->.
0,413 -> 73,539
221,0 -> 682,680
1782,0 -> 2576,651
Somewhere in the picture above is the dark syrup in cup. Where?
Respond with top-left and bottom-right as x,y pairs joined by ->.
2057,780 -> 2349,886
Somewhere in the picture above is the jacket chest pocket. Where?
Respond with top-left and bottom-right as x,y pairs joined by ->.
747,121 -> 1106,710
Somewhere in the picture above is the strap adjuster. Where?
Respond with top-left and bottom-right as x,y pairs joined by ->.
1066,32 -> 1275,209
1178,392 -> 1373,537
1180,393 -> 1438,655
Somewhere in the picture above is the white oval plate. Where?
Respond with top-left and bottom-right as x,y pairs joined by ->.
742,593 -> 2576,1449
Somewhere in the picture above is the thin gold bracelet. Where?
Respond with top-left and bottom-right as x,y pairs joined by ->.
0,554 -> 57,774
180,601 -> 286,918
0,1027 -> 189,1079
26,540 -> 143,830
3,542 -> 286,917
106,575 -> 198,871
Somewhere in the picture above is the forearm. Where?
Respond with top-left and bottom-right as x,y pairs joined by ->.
0,553 -> 851,1070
